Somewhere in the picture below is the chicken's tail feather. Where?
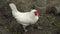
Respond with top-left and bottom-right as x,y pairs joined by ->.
9,3 -> 18,11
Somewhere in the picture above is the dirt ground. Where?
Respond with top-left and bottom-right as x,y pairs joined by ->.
0,0 -> 60,34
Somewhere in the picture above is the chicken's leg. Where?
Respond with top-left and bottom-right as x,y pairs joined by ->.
23,25 -> 28,32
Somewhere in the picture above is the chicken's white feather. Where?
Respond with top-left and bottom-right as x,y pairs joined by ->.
9,3 -> 39,32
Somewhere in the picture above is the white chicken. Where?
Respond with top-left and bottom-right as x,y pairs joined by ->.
9,3 -> 40,32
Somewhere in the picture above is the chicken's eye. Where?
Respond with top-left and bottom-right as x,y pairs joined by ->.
34,11 -> 39,16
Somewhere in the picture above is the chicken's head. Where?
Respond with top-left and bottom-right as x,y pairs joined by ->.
31,9 -> 40,16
